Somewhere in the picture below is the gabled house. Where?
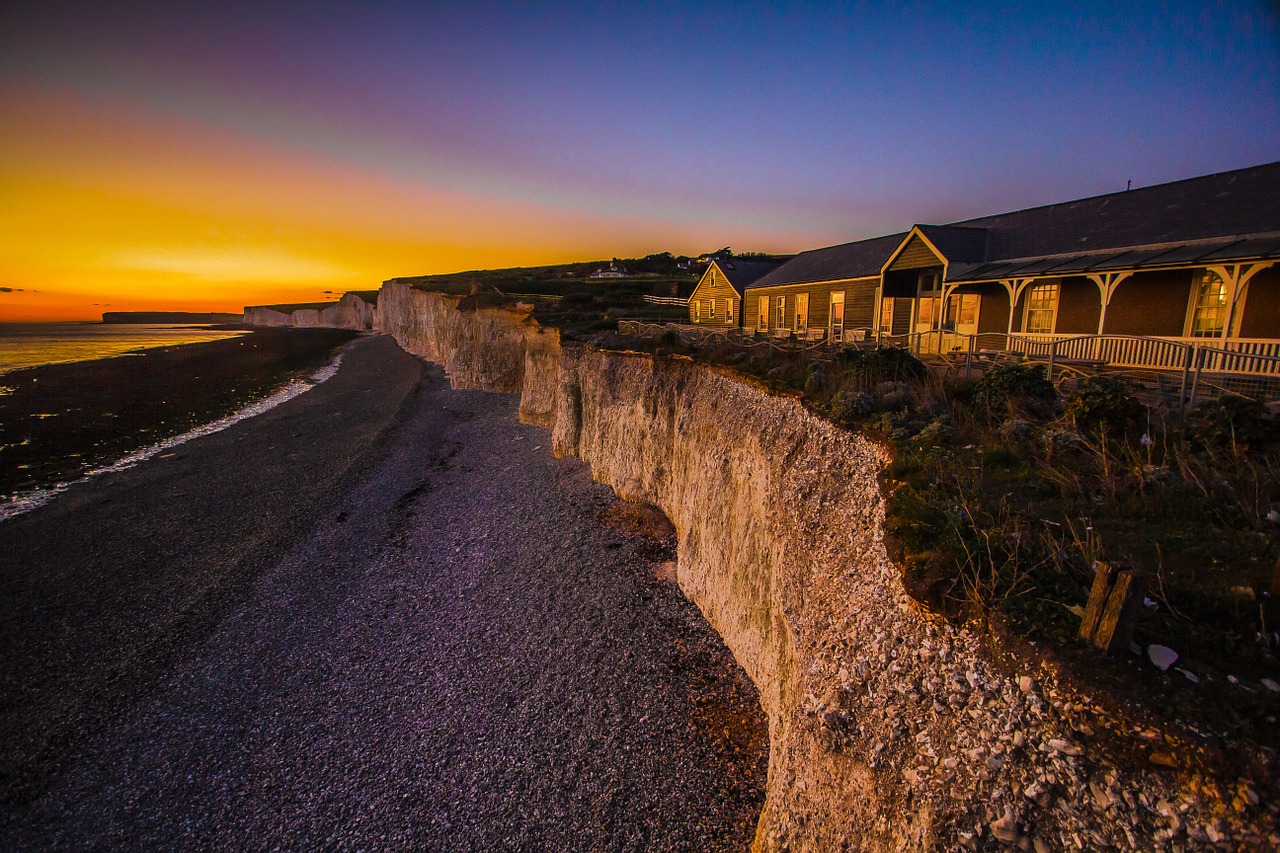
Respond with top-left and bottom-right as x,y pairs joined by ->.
741,162 -> 1280,368
687,258 -> 781,328
744,233 -> 905,341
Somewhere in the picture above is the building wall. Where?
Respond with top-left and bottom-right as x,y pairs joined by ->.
1239,266 -> 1280,339
1104,269 -> 1194,336
887,236 -> 942,271
1056,277 -> 1102,334
688,266 -> 742,327
744,279 -> 878,335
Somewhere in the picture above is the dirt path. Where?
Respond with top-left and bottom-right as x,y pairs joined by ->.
1,334 -> 766,850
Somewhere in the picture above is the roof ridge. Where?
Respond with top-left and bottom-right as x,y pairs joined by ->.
948,160 -> 1280,226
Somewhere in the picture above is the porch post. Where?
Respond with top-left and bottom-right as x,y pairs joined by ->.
1002,278 -> 1033,348
1087,272 -> 1133,336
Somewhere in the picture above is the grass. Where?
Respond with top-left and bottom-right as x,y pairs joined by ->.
580,326 -> 1280,747
414,282 -> 1280,746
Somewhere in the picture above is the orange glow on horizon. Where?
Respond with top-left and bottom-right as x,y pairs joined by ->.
1,85 -> 805,322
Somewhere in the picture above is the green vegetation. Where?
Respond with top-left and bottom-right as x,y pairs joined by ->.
581,326 -> 1280,744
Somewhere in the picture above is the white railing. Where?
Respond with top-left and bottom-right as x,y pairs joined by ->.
641,294 -> 688,306
1007,334 -> 1280,377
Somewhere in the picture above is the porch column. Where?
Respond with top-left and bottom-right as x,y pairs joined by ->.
1207,262 -> 1275,341
1000,278 -> 1034,336
1086,271 -> 1133,334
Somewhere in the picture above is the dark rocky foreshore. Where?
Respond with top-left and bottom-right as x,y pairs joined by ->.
0,335 -> 766,850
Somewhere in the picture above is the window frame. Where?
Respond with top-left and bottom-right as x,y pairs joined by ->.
1023,282 -> 1060,334
1186,270 -> 1230,338
793,293 -> 809,333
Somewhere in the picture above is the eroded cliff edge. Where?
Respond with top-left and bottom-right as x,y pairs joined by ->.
377,281 -> 1277,851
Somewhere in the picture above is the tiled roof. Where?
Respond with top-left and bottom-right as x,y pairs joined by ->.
711,259 -> 783,295
949,161 -> 1280,263
749,233 -> 907,288
749,161 -> 1280,290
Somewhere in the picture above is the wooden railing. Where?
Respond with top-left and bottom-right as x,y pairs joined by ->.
641,294 -> 689,306
1007,334 -> 1280,376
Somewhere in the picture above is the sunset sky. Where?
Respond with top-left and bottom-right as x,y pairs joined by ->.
2,2 -> 1278,321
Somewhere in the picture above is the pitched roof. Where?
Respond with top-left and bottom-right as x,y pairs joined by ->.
749,232 -> 907,288
744,161 -> 1280,291
710,259 -> 784,295
914,225 -> 988,264
953,161 -> 1280,258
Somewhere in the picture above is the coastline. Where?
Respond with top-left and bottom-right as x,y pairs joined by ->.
0,328 -> 358,501
1,336 -> 766,849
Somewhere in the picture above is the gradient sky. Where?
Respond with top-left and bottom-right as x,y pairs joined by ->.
2,1 -> 1278,320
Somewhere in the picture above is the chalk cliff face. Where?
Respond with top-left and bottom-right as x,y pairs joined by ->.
243,292 -> 375,330
377,281 -> 1276,851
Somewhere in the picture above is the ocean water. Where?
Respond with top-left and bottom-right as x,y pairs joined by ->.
0,323 -> 248,375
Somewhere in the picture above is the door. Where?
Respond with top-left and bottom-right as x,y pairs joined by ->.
829,291 -> 845,343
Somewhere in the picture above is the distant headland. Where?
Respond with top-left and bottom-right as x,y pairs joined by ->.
102,311 -> 244,324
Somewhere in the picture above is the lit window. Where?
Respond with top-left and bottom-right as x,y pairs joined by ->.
879,297 -> 895,333
775,295 -> 786,330
794,293 -> 809,332
758,296 -> 769,329
1024,283 -> 1059,334
1189,271 -> 1228,338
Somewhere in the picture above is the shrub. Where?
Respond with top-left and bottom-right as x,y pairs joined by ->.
830,390 -> 875,422
830,346 -> 926,390
1064,376 -> 1145,438
1186,395 -> 1278,454
968,362 -> 1056,418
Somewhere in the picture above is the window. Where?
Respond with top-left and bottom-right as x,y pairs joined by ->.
726,300 -> 734,324
1024,283 -> 1059,334
830,291 -> 845,341
879,297 -> 895,333
758,296 -> 769,329
945,294 -> 979,331
692,300 -> 701,321
916,296 -> 937,328
794,293 -> 809,333
1189,271 -> 1229,338
775,295 -> 786,330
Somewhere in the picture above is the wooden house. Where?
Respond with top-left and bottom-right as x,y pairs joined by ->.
744,234 -> 905,342
687,258 -> 781,328
742,162 -> 1280,369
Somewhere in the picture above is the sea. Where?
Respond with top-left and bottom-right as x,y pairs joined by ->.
0,322 -> 248,376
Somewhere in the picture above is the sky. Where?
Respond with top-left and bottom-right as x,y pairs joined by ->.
1,2 -> 1278,321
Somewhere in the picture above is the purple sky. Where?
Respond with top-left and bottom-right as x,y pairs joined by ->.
2,1 -> 1278,284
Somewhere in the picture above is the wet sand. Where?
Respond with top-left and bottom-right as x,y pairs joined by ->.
0,328 -> 358,498
0,334 -> 766,850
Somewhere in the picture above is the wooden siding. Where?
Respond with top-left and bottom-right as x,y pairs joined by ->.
743,278 -> 879,336
1056,277 -> 1102,334
888,235 -> 944,271
1240,267 -> 1280,339
688,265 -> 741,327
970,284 -> 1010,335
1105,270 -> 1195,336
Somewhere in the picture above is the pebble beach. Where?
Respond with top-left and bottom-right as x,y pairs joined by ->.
0,334 -> 767,849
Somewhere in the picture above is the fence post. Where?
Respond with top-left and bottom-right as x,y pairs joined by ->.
1178,343 -> 1194,414
1047,339 -> 1057,382
1187,346 -> 1204,410
965,334 -> 975,380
